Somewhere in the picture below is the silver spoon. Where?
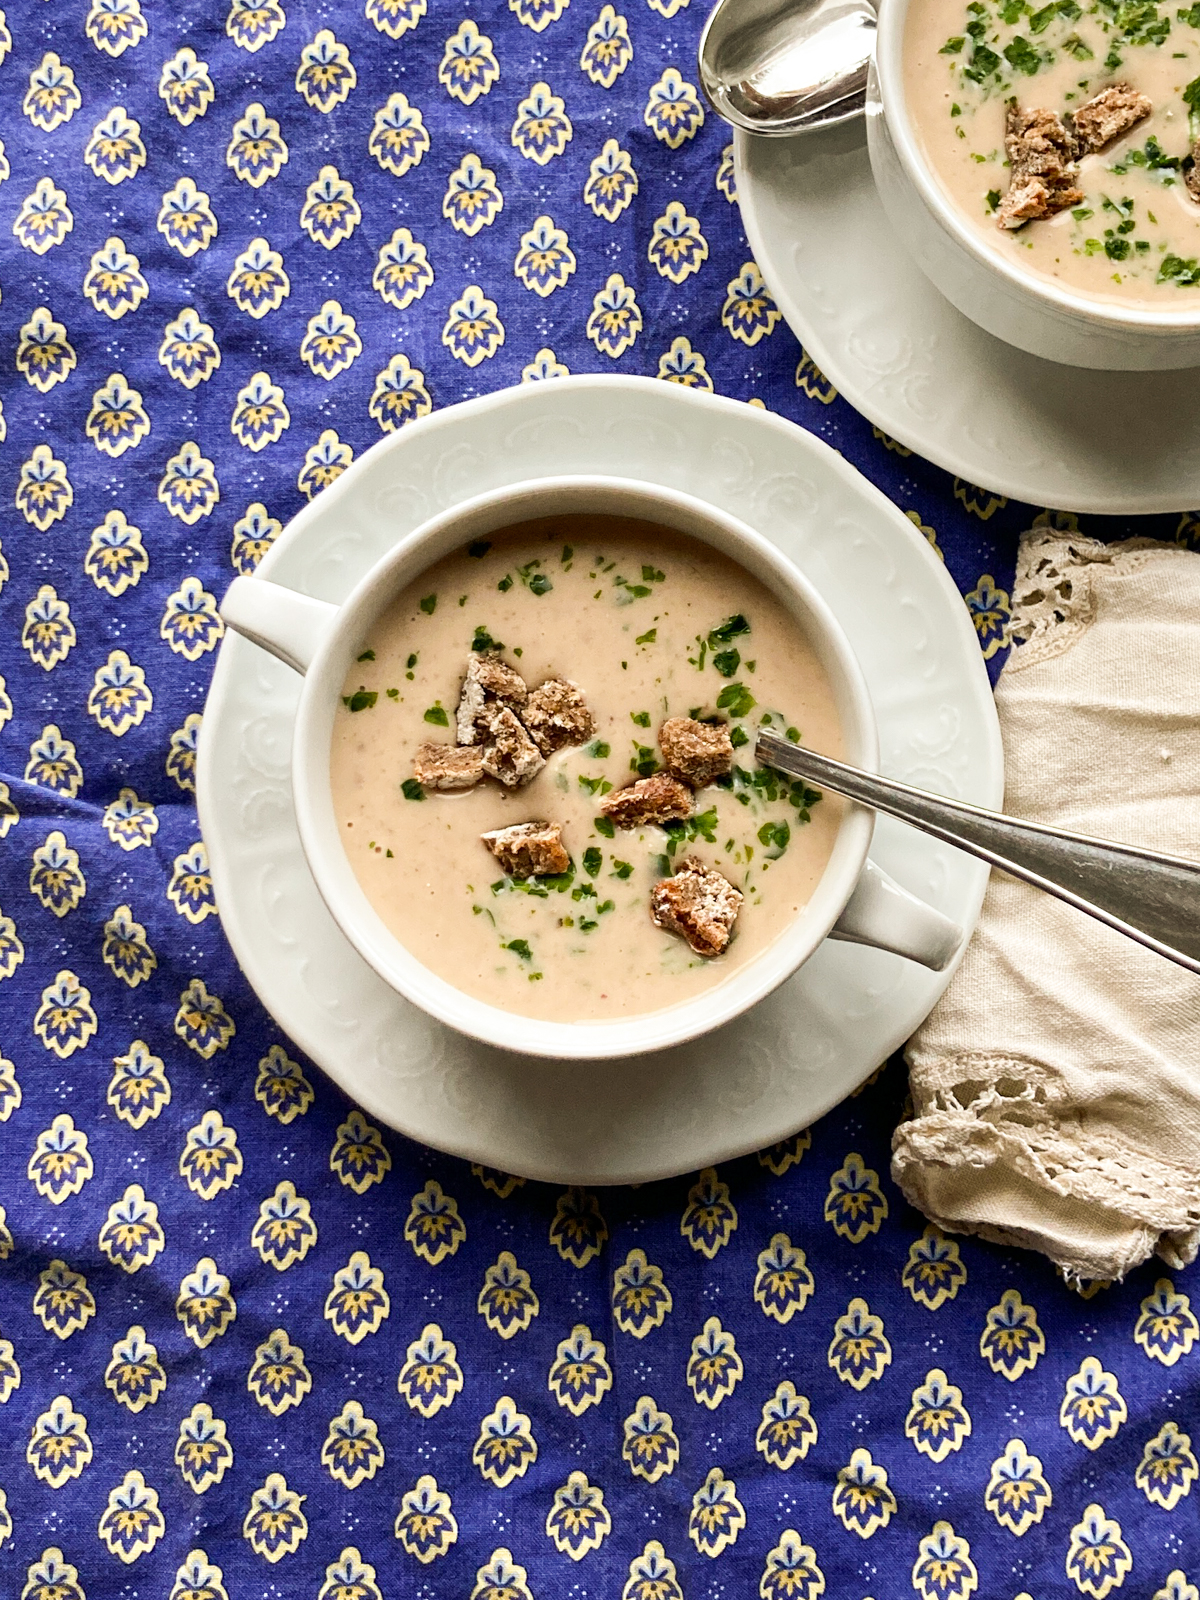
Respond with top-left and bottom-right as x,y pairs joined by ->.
697,0 -> 876,137
757,730 -> 1200,976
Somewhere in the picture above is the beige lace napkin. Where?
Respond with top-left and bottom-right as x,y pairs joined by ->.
894,531 -> 1200,1285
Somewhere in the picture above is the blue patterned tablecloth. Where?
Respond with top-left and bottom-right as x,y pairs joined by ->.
1,0 -> 1198,1596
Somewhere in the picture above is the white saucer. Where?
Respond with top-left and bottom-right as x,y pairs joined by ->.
736,124 -> 1200,515
198,376 -> 1002,1184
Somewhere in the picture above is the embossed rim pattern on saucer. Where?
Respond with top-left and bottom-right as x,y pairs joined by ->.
198,375 -> 1003,1185
735,126 -> 1200,514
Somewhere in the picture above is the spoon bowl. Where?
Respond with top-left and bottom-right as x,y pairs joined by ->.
698,0 -> 876,136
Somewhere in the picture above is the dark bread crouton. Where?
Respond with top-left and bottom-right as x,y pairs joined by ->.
650,856 -> 742,957
413,743 -> 485,791
998,104 -> 1083,228
481,707 -> 545,788
599,773 -> 693,828
522,678 -> 596,755
1188,146 -> 1200,202
481,821 -> 570,877
1071,83 -> 1151,153
659,717 -> 733,788
456,653 -> 528,745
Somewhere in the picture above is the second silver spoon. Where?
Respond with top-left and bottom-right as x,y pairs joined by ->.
757,730 -> 1200,976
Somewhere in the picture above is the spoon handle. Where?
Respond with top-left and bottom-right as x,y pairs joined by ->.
756,731 -> 1200,976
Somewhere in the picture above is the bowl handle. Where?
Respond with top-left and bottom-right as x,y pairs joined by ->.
220,576 -> 339,675
828,858 -> 962,971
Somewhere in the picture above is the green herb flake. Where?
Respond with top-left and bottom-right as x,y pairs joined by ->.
583,847 -> 603,876
343,689 -> 378,712
401,778 -> 425,801
406,652 -> 418,669
504,939 -> 533,960
471,627 -> 502,653
631,743 -> 660,778
1073,205 -> 1094,219
986,188 -> 1002,211
1062,31 -> 1094,56
708,613 -> 751,646
635,628 -> 657,645
356,649 -> 375,662
641,565 -> 665,583
1160,251 -> 1200,283
941,33 -> 966,51
716,682 -> 756,719
423,703 -> 449,726
585,740 -> 611,758
631,710 -> 651,727
730,724 -> 750,748
1003,35 -> 1042,72
758,819 -> 791,854
468,540 -> 492,558
497,574 -> 514,592
561,544 -> 574,563
595,816 -> 615,839
712,648 -> 741,678
419,594 -> 437,615
611,859 -> 633,879
387,687 -> 400,699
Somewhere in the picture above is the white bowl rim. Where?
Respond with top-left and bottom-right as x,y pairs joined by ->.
290,472 -> 878,1061
875,0 -> 1200,333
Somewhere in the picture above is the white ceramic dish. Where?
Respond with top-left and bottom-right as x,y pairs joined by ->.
869,0 -> 1200,370
220,475 -> 962,1060
735,123 -> 1200,513
197,376 -> 1002,1183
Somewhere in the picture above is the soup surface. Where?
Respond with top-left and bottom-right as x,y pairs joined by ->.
906,0 -> 1200,303
330,515 -> 845,1023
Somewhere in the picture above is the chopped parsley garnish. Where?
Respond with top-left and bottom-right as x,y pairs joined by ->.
516,559 -> 552,596
504,939 -> 533,960
986,188 -> 1002,212
1181,2 -> 1200,23
562,544 -> 574,563
712,648 -> 741,678
716,682 -> 756,718
497,574 -> 514,592
423,703 -> 449,725
419,594 -> 437,615
631,710 -> 651,727
729,724 -> 750,748
1127,135 -> 1182,169
387,687 -> 400,699
1160,252 -> 1200,283
708,614 -> 750,646
631,743 -> 660,777
585,739 -> 611,758
406,652 -> 418,669
1003,34 -> 1042,72
1062,31 -> 1094,55
578,774 -> 613,796
641,565 -> 665,582
583,847 -> 603,876
786,726 -> 801,742
467,540 -> 491,558
941,33 -> 966,51
635,628 -> 657,645
758,819 -> 791,855
611,859 -> 633,879
471,626 -> 502,652
343,690 -> 377,712
357,649 -> 375,662
1073,205 -> 1094,219
661,807 -> 719,856
594,816 -> 615,838
401,778 -> 425,801
615,575 -> 652,600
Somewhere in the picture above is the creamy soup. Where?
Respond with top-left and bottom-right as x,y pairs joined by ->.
906,0 -> 1200,302
330,516 -> 845,1024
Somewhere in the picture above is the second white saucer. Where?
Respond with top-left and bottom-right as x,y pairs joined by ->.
736,123 -> 1200,515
